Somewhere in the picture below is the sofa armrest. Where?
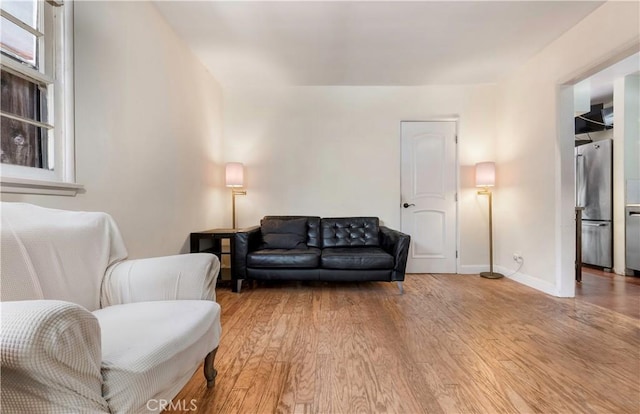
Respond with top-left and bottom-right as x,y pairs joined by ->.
101,253 -> 220,307
379,226 -> 411,281
233,226 -> 262,279
0,300 -> 109,413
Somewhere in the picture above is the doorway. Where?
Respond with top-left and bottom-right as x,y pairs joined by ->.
400,121 -> 458,273
558,51 -> 640,297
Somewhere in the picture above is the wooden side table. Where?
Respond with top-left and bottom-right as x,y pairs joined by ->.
190,229 -> 241,292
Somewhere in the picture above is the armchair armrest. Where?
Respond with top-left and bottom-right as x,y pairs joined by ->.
101,253 -> 220,307
0,300 -> 108,413
380,226 -> 411,281
233,226 -> 261,280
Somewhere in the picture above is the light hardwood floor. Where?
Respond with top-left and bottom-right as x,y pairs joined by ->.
170,275 -> 640,413
576,267 -> 640,319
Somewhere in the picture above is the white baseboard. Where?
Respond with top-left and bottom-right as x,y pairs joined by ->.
459,264 -> 559,296
495,265 -> 558,296
458,264 -> 488,274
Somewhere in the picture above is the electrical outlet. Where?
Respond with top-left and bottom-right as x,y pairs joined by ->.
513,253 -> 523,262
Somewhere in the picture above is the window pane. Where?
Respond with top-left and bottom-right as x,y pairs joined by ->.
1,70 -> 47,124
1,69 -> 51,170
2,1 -> 38,29
0,116 -> 51,169
1,16 -> 37,67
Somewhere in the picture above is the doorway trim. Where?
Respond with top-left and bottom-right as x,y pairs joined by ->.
555,45 -> 639,297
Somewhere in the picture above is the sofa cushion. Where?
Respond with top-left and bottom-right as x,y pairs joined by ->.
321,217 -> 380,247
321,247 -> 393,270
94,300 -> 221,414
262,216 -> 321,247
248,248 -> 321,268
261,217 -> 308,249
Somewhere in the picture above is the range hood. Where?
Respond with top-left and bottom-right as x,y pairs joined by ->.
575,103 -> 613,135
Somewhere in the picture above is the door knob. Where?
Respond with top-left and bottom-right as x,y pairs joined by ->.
403,203 -> 415,208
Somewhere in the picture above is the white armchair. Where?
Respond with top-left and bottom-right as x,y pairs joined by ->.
0,202 -> 221,413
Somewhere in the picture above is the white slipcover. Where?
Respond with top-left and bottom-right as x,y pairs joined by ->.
1,202 -> 128,310
0,202 -> 221,414
1,300 -> 108,413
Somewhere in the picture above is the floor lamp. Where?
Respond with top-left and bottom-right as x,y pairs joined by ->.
225,162 -> 246,229
476,162 -> 504,279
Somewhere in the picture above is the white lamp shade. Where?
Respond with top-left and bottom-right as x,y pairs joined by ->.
225,162 -> 244,187
475,162 -> 496,187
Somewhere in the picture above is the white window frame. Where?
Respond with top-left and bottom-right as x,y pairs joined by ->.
1,0 -> 82,196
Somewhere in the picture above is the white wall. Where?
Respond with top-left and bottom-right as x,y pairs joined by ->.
2,1 -> 226,258
223,85 -> 496,270
495,1 -> 639,295
620,75 -> 640,186
614,75 -> 640,273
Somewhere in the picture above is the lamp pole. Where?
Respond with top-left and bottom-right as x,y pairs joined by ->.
231,188 -> 246,229
478,187 -> 503,279
225,162 -> 246,229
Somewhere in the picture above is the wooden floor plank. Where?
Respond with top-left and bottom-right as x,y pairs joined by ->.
576,267 -> 640,319
171,275 -> 640,414
313,354 -> 332,414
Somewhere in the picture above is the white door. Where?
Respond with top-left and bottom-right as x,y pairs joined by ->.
401,121 -> 457,273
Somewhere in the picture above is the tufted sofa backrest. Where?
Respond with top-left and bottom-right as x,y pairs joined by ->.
320,217 -> 380,248
261,216 -> 322,248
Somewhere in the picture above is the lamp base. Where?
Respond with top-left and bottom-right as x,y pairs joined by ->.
480,271 -> 504,279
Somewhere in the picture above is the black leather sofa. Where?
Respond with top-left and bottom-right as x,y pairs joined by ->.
233,216 -> 410,293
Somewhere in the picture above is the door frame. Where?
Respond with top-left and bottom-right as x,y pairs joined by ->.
555,46 -> 638,297
399,118 -> 460,274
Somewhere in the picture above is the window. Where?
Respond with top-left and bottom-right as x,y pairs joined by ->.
0,0 -> 80,196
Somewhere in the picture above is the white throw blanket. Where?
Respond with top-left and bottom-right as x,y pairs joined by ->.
1,202 -> 128,311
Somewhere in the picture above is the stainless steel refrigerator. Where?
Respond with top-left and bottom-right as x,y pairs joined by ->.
575,139 -> 613,269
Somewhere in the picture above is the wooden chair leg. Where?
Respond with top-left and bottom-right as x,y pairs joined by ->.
204,347 -> 218,389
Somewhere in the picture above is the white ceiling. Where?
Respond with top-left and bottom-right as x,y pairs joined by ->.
153,1 -> 604,87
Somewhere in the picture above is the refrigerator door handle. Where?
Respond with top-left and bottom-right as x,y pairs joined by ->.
629,212 -> 640,217
576,154 -> 586,208
583,222 -> 608,227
